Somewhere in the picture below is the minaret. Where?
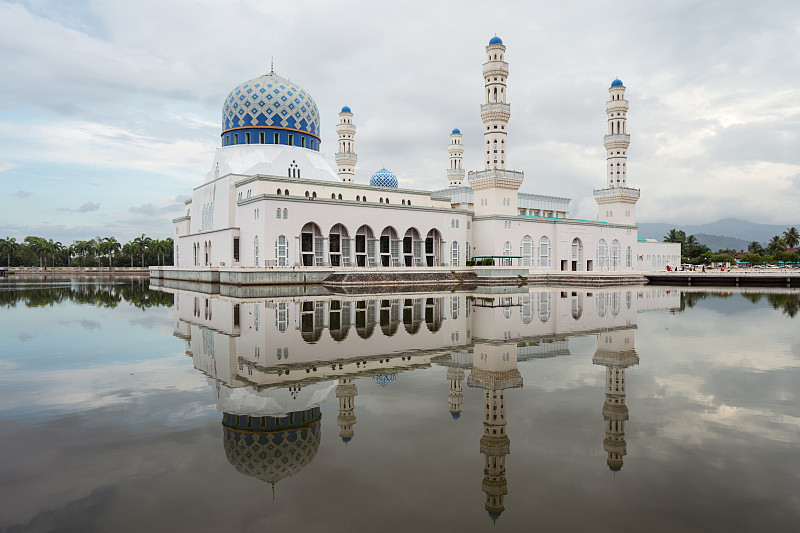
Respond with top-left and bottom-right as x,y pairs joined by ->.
469,36 -> 523,219
447,368 -> 464,419
447,129 -> 465,187
592,328 -> 639,473
468,342 -> 523,523
594,79 -> 639,225
336,377 -> 358,443
335,106 -> 356,183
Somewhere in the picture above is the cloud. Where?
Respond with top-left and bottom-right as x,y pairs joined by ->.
128,197 -> 184,216
12,190 -> 33,199
58,201 -> 101,213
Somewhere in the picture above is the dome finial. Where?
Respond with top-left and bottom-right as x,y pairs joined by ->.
270,57 -> 274,74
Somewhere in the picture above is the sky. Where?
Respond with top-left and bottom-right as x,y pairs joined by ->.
0,0 -> 799,243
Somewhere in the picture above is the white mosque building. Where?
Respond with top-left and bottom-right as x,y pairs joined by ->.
171,36 -> 679,273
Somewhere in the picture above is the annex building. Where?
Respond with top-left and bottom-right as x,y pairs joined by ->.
171,36 -> 679,273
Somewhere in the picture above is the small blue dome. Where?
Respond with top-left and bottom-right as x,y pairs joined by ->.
451,128 -> 461,134
341,105 -> 351,113
370,168 -> 398,188
611,78 -> 624,87
489,36 -> 503,45
451,411 -> 461,420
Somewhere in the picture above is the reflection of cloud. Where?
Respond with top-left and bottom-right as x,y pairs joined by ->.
16,333 -> 32,343
12,190 -> 33,199
79,320 -> 101,331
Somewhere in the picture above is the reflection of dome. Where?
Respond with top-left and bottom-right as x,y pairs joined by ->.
608,463 -> 622,472
489,36 -> 503,45
222,407 -> 321,486
341,436 -> 352,444
372,374 -> 397,386
488,510 -> 502,521
611,78 -> 624,87
451,411 -> 461,420
370,168 -> 398,188
451,128 -> 461,134
341,105 -> 351,113
221,72 -> 321,149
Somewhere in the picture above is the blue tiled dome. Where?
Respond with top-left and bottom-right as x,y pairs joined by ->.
222,72 -> 320,148
372,373 -> 397,386
370,168 -> 398,188
489,36 -> 503,45
341,105 -> 352,113
611,78 -> 624,87
451,128 -> 461,134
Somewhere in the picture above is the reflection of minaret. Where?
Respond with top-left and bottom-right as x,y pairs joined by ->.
468,344 -> 523,523
592,329 -> 639,473
336,378 -> 358,443
447,368 -> 464,419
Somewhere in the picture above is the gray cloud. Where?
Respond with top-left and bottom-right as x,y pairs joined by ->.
58,201 -> 101,213
128,198 -> 183,216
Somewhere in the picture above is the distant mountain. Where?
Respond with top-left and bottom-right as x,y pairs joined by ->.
637,218 -> 799,251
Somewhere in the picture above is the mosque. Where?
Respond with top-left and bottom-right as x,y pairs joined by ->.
170,37 -> 680,273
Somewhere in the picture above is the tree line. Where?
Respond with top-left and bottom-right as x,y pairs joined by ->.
0,234 -> 173,268
663,227 -> 800,265
0,279 -> 173,309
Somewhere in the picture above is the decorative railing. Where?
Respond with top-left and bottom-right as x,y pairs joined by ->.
468,169 -> 524,181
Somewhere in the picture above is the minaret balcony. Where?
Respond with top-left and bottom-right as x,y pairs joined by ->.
335,152 -> 357,165
603,134 -> 630,149
482,63 -> 509,78
606,100 -> 629,113
593,187 -> 640,204
336,123 -> 356,135
480,103 -> 510,122
448,145 -> 464,155
447,169 -> 465,179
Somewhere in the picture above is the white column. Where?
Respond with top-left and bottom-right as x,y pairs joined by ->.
349,239 -> 356,267
294,236 -> 300,266
322,237 -> 329,266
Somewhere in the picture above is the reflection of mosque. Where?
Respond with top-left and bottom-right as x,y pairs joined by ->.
163,283 -> 676,506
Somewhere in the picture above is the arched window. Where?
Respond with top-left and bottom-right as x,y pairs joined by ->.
276,208 -> 281,219
284,189 -> 289,195
305,191 -> 309,198
312,192 -> 317,199
598,239 -> 608,269
451,241 -> 459,267
502,241 -> 512,266
538,237 -> 550,267
356,195 -> 360,201
277,188 -> 281,195
275,235 -> 288,266
254,236 -> 260,267
611,239 -> 620,269
338,194 -> 342,200
283,208 -> 288,219
331,193 -> 336,199
521,235 -> 533,267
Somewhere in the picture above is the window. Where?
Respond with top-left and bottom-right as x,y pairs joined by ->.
356,195 -> 360,201
259,132 -> 265,144
245,132 -> 250,144
538,237 -> 550,267
276,235 -> 288,266
254,236 -> 259,267
234,133 -> 239,144
274,132 -> 279,144
301,137 -> 306,148
233,238 -> 239,262
521,235 -> 533,267
598,239 -> 608,269
626,246 -> 632,268
310,139 -> 315,150
611,240 -> 620,269
284,189 -> 289,195
276,208 -> 281,219
451,241 -> 459,267
288,134 -> 294,145
283,208 -> 288,219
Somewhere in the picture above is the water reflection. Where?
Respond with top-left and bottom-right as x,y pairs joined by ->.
0,278 -> 172,309
158,284 -> 685,518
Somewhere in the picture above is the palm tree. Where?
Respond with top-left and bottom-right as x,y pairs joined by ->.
663,229 -> 685,243
766,235 -> 787,255
49,240 -> 64,268
122,243 -> 135,267
25,236 -> 45,268
133,234 -> 151,267
0,237 -> 18,267
74,240 -> 91,268
163,237 -> 173,266
105,237 -> 121,268
686,235 -> 699,247
748,241 -> 765,255
150,239 -> 163,266
67,244 -> 76,267
784,227 -> 799,249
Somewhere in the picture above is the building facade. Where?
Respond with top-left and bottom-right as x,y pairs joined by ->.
172,37 -> 679,273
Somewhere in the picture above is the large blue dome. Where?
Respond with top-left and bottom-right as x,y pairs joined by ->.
489,36 -> 503,45
451,128 -> 461,134
221,72 -> 321,150
370,168 -> 398,188
341,105 -> 352,113
611,78 -> 624,87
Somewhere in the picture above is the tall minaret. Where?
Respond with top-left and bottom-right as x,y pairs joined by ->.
447,129 -> 465,187
447,368 -> 464,419
468,341 -> 523,523
335,106 -> 357,183
336,377 -> 358,443
469,36 -> 523,220
592,327 -> 639,473
482,37 -> 509,170
594,79 -> 639,225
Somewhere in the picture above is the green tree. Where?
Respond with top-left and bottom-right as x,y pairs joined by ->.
122,242 -> 135,267
784,227 -> 799,249
0,237 -> 18,267
766,235 -> 786,255
133,234 -> 151,267
105,237 -> 121,268
747,241 -> 765,255
663,229 -> 686,243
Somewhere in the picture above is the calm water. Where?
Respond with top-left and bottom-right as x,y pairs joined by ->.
1,278 -> 799,532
